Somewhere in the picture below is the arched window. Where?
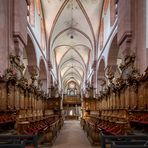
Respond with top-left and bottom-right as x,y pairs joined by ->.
28,0 -> 35,27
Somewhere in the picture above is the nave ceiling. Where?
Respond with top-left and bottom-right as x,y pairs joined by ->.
41,0 -> 103,92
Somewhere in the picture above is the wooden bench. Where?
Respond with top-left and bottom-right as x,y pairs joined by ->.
111,141 -> 148,148
100,132 -> 148,148
0,134 -> 38,148
112,140 -> 147,145
0,143 -> 25,148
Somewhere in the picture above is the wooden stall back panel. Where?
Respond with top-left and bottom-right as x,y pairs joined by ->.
47,100 -> 53,110
44,100 -> 47,110
106,96 -> 109,109
24,91 -> 28,110
33,110 -> 37,120
85,101 -> 90,110
112,93 -> 116,109
35,96 -> 37,110
34,96 -> 36,110
40,99 -> 42,110
38,99 -> 41,110
15,86 -> 20,110
36,97 -> 38,110
7,83 -> 15,110
41,100 -> 43,110
90,101 -> 95,111
138,83 -> 146,110
104,97 -> 107,110
125,86 -> 130,109
38,99 -> 41,111
115,93 -> 118,109
101,99 -> 103,110
35,95 -> 38,110
119,92 -> 122,109
110,94 -> 113,109
36,99 -> 39,110
0,83 -> 7,110
96,101 -> 99,110
27,109 -> 32,119
103,99 -> 105,110
106,96 -> 109,110
42,100 -> 45,111
101,99 -> 104,110
146,81 -> 148,109
21,110 -> 26,120
130,86 -> 138,110
102,99 -> 105,110
28,93 -> 31,109
31,94 -> 34,109
20,88 -> 25,109
96,100 -> 100,111
116,92 -> 120,109
120,88 -> 125,109
105,98 -> 107,110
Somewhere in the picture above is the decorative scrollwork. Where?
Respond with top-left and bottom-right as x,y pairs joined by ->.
9,54 -> 25,78
119,55 -> 141,85
18,76 -> 28,89
105,65 -> 114,83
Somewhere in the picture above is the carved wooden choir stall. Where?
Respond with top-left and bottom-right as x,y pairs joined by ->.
81,55 -> 148,146
0,55 -> 63,147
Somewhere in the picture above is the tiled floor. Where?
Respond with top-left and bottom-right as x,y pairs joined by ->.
49,120 -> 98,148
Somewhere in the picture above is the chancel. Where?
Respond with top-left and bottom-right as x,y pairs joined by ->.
0,0 -> 148,148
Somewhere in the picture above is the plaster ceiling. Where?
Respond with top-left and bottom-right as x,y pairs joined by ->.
41,0 -> 103,91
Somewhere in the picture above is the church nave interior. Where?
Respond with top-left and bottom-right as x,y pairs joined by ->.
0,0 -> 148,148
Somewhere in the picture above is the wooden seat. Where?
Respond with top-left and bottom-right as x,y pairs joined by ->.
0,144 -> 25,148
111,141 -> 148,148
100,132 -> 148,148
0,134 -> 38,148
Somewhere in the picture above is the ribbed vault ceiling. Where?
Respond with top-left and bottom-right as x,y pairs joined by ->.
41,0 -> 103,92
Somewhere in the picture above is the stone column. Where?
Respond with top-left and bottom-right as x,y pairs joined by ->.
92,60 -> 97,98
134,0 -> 147,73
118,0 -> 147,74
117,0 -> 133,58
47,61 -> 53,95
0,0 -> 28,75
13,0 -> 28,61
0,0 -> 14,75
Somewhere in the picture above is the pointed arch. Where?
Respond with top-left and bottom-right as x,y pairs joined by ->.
39,58 -> 47,92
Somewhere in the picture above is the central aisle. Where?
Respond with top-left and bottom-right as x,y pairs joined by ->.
51,120 -> 97,148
